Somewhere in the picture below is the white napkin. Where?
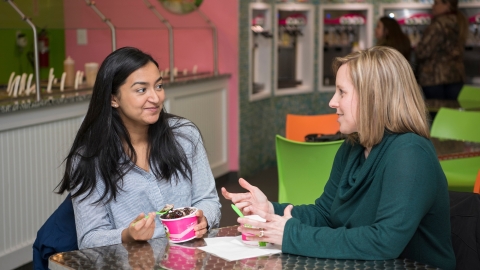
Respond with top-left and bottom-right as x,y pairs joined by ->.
198,236 -> 282,261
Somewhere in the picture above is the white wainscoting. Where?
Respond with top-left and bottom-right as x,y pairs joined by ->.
0,76 -> 229,269
0,102 -> 87,270
165,77 -> 229,177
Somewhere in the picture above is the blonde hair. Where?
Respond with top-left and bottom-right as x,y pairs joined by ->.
332,46 -> 430,148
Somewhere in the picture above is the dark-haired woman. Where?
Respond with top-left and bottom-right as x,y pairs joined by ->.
416,0 -> 468,100
56,47 -> 221,249
375,16 -> 412,61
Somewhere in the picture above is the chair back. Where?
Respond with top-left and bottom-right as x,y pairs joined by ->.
430,108 -> 480,143
440,156 -> 480,192
458,85 -> 480,110
276,135 -> 343,205
286,114 -> 339,142
474,170 -> 480,194
33,194 -> 78,270
449,191 -> 480,269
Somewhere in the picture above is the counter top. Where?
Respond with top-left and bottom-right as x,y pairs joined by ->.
0,73 -> 230,114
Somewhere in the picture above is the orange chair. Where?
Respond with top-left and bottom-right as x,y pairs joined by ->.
474,169 -> 480,194
286,114 -> 339,142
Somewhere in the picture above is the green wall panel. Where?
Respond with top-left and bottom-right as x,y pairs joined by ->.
1,0 -> 65,84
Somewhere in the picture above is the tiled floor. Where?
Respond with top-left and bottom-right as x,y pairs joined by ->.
13,263 -> 33,270
14,167 -> 279,270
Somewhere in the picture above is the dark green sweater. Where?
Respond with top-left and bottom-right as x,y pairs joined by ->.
274,133 -> 455,269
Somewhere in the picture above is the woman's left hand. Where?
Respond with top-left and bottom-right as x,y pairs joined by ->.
194,209 -> 209,238
237,205 -> 293,245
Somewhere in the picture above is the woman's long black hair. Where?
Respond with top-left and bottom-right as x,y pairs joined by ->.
56,47 -> 198,204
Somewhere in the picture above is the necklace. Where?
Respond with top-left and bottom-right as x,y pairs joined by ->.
364,147 -> 371,158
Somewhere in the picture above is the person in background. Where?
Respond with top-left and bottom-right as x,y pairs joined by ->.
56,47 -> 221,249
415,0 -> 468,100
222,47 -> 455,269
375,16 -> 412,61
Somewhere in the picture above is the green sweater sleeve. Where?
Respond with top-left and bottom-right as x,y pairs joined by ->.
280,140 -> 439,260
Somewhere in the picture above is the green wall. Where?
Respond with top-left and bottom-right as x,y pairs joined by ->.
0,0 -> 65,84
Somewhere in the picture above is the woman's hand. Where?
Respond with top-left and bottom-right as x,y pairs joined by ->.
122,212 -> 156,243
194,209 -> 209,238
221,178 -> 274,216
237,205 -> 293,246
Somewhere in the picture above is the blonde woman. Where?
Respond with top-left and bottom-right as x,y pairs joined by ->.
223,47 -> 455,269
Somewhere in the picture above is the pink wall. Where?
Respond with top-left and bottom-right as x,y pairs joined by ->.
200,0 -> 239,172
63,0 -> 239,171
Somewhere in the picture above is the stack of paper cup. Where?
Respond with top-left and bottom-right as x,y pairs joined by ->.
84,62 -> 99,87
64,56 -> 75,88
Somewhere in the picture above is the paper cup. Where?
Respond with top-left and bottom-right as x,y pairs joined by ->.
159,207 -> 198,243
241,215 -> 271,247
84,62 -> 99,87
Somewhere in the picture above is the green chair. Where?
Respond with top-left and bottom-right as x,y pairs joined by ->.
430,108 -> 480,143
275,135 -> 343,205
458,85 -> 480,110
439,156 -> 480,192
430,108 -> 480,191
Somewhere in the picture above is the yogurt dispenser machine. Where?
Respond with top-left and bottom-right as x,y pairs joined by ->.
319,4 -> 373,92
274,3 -> 315,96
249,2 -> 273,101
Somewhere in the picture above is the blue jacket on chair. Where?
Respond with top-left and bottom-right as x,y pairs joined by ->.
32,194 -> 78,270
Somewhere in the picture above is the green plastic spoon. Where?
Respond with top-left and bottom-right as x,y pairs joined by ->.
231,204 -> 244,217
131,204 -> 174,227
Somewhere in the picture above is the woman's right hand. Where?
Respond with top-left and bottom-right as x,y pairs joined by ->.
221,178 -> 274,216
122,212 -> 156,243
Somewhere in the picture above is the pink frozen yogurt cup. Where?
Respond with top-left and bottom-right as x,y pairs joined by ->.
159,207 -> 198,243
241,215 -> 271,247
